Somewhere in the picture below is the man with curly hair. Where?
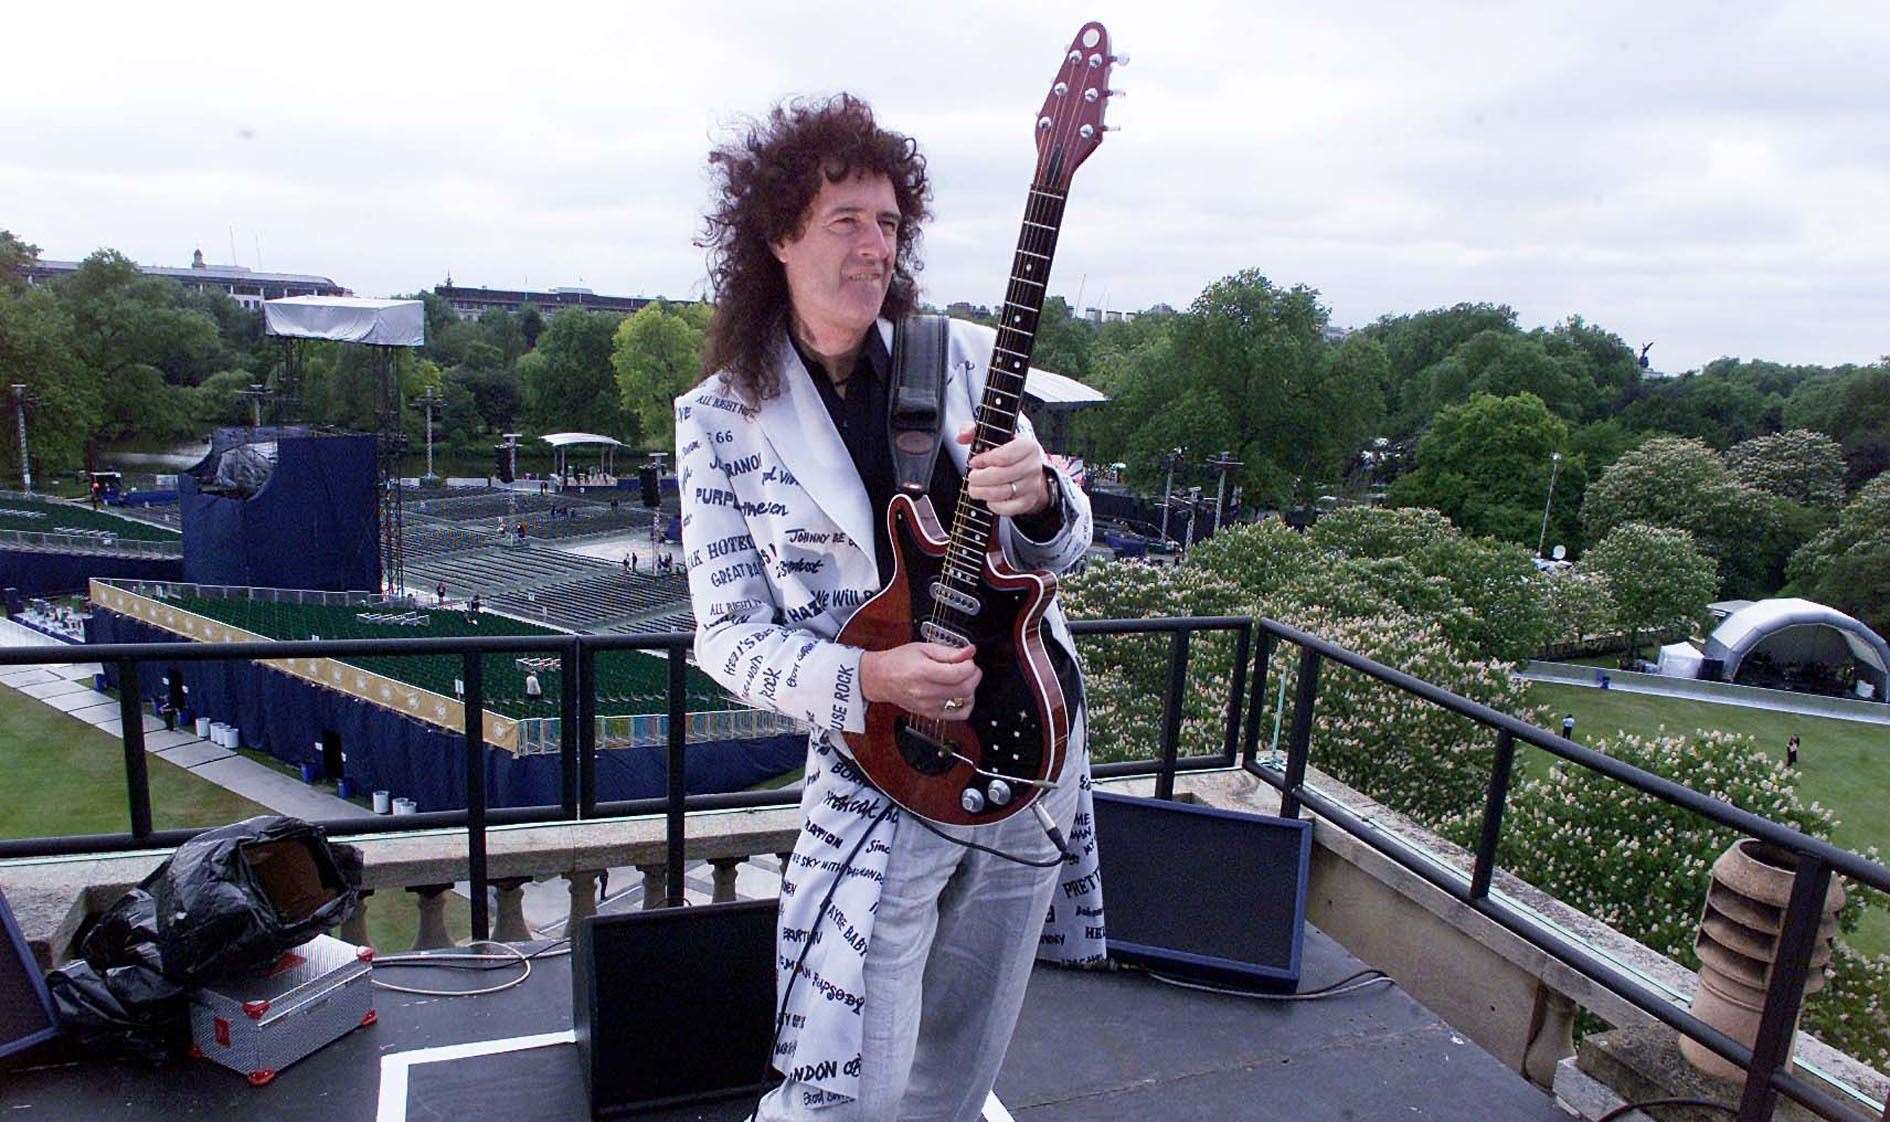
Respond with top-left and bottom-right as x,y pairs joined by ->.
674,94 -> 1103,1121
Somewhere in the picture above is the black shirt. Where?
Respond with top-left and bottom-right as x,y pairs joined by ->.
792,329 -> 1082,708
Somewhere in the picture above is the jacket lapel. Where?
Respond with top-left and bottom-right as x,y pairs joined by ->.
754,329 -> 876,568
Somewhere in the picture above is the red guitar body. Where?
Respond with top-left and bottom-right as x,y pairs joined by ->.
839,494 -> 1069,826
835,19 -> 1116,827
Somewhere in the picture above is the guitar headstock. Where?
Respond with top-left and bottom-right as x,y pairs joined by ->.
1033,21 -> 1122,190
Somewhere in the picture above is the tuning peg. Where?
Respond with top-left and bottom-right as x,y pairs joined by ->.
1111,52 -> 1131,66
1103,125 -> 1121,132
1106,88 -> 1127,98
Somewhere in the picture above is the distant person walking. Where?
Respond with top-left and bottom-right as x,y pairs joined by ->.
1787,733 -> 1800,768
524,670 -> 543,703
435,579 -> 447,606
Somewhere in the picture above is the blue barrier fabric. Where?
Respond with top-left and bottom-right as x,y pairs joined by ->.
180,432 -> 381,592
86,609 -> 803,811
0,551 -> 184,598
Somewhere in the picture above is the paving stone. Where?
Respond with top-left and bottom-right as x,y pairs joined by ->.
18,678 -> 95,699
156,741 -> 236,769
72,701 -> 124,724
143,729 -> 198,752
45,689 -> 111,713
1,669 -> 61,688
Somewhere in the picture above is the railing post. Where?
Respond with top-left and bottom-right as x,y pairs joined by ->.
559,636 -> 579,817
578,641 -> 598,818
115,658 -> 153,838
1155,629 -> 1190,801
1222,621 -> 1251,765
1469,730 -> 1516,901
1277,648 -> 1321,820
1242,631 -> 1275,768
462,650 -> 489,942
665,645 -> 687,907
1736,852 -> 1834,1122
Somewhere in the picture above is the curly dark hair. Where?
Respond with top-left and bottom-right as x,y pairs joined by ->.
698,93 -> 931,402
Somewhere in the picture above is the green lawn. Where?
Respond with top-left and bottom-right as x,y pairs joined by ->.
0,496 -> 181,542
0,685 -> 271,841
1526,680 -> 1890,956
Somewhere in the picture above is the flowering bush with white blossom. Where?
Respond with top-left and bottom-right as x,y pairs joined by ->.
1445,728 -> 1890,1071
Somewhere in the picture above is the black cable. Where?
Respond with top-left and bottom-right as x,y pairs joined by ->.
1118,962 -> 1396,1002
904,805 -> 1067,868
762,801 -> 897,1091
1596,1099 -> 1734,1122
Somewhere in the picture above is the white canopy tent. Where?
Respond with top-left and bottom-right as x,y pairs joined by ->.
542,432 -> 625,483
1701,597 -> 1890,702
264,296 -> 426,347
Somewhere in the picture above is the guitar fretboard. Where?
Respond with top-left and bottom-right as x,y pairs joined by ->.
935,182 -> 1068,604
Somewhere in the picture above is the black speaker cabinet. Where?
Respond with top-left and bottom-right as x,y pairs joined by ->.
573,898 -> 778,1117
1093,792 -> 1311,991
0,888 -> 59,1060
638,466 -> 660,508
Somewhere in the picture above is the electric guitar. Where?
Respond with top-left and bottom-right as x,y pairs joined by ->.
839,21 -> 1119,825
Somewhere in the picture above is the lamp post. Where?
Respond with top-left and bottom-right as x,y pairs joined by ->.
415,387 -> 445,484
1158,448 -> 1183,544
10,385 -> 31,495
1536,451 -> 1563,558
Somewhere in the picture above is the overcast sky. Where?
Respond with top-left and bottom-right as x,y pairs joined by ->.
6,2 -> 1886,373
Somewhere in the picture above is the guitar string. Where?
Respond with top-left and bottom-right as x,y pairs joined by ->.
914,49 -> 1091,753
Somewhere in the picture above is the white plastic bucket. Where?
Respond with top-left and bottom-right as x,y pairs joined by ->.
372,790 -> 392,815
195,717 -> 211,738
392,797 -> 418,816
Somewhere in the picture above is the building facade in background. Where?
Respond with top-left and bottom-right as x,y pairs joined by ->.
22,249 -> 347,308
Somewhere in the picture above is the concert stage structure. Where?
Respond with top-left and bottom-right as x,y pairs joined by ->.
179,427 -> 380,593
85,578 -> 800,811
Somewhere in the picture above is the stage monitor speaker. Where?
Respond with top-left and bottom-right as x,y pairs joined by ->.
638,466 -> 660,508
1093,791 -> 1311,991
574,898 -> 778,1117
0,887 -> 60,1060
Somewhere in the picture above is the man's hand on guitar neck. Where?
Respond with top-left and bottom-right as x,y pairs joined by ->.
861,641 -> 983,722
959,425 -> 1053,517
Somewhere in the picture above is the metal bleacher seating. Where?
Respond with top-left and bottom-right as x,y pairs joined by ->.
491,572 -> 694,633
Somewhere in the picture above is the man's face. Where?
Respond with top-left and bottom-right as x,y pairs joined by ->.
772,171 -> 900,347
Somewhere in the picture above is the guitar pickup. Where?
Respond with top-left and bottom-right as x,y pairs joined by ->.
920,621 -> 973,648
929,582 -> 982,615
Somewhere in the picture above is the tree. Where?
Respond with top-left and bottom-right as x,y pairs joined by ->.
1358,302 -> 1518,427
519,309 -> 624,436
1725,429 -> 1847,507
447,365 -> 522,434
1,230 -> 39,290
1166,270 -> 1381,508
1388,392 -> 1584,549
1788,476 -> 1890,637
1581,435 -> 1777,596
0,283 -> 98,479
613,301 -> 709,450
1584,522 -> 1716,662
56,250 -> 220,441
1406,330 -> 1600,426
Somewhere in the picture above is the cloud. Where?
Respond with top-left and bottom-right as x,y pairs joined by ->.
4,0 -> 1886,371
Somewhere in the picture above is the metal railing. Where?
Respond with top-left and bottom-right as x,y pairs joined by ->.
0,527 -> 183,558
1,614 -> 1885,1120
1241,616 -> 1890,1122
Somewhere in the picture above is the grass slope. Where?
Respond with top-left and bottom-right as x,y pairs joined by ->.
0,685 -> 270,840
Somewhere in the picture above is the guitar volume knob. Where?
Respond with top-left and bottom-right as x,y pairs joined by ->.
987,779 -> 1014,807
960,787 -> 987,814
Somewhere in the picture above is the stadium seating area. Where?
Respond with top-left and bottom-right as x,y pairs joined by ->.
406,548 -> 616,596
489,571 -> 692,631
0,496 -> 182,542
165,594 -> 731,719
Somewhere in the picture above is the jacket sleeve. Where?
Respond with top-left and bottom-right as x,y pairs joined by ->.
674,394 -> 867,735
954,322 -> 1095,575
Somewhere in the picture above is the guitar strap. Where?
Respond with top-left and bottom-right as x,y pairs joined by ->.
887,314 -> 951,494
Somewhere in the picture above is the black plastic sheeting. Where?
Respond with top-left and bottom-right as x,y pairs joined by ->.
44,817 -> 362,1061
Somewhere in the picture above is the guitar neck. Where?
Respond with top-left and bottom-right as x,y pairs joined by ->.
946,181 -> 1069,566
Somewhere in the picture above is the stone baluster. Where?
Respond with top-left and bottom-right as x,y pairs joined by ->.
1522,984 -> 1576,1087
709,857 -> 742,903
340,887 -> 373,948
638,863 -> 667,909
492,876 -> 533,942
565,870 -> 600,929
406,884 -> 454,950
